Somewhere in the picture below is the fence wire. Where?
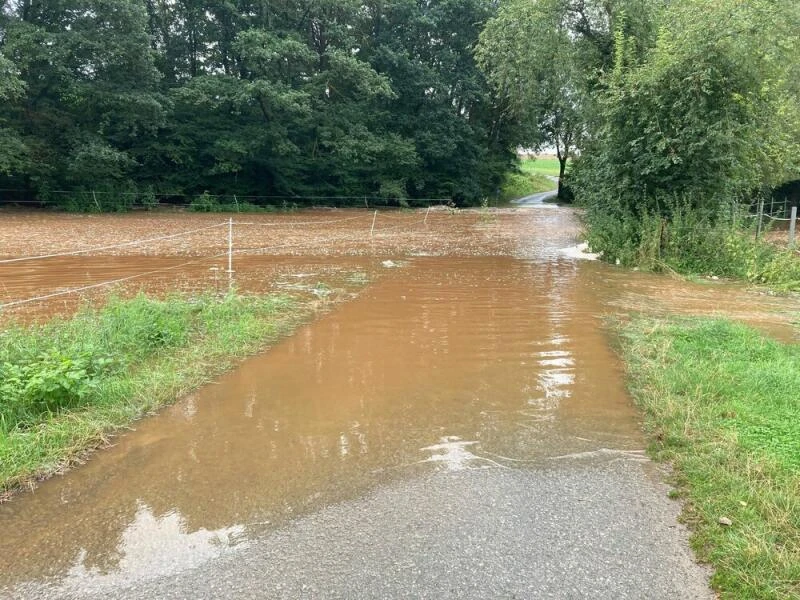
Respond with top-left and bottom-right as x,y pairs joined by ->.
0,189 -> 452,209
0,222 -> 228,264
0,209 -> 436,311
232,214 -> 371,227
0,253 -> 229,309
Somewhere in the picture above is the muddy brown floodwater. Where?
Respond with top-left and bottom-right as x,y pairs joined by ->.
1,206 -> 799,598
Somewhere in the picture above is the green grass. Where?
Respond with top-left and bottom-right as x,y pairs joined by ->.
0,292 -> 311,496
619,317 -> 800,599
497,170 -> 556,204
520,157 -> 566,178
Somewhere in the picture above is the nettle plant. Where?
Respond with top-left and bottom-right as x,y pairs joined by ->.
0,349 -> 117,429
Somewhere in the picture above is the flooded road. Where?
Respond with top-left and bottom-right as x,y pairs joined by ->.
3,206 -> 795,598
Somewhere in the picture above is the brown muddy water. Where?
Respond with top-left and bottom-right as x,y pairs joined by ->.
1,207 -> 799,597
0,254 -> 381,322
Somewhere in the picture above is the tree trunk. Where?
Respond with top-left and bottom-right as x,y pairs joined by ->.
557,155 -> 567,198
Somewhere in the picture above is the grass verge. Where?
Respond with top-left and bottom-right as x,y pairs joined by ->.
619,317 -> 800,599
498,170 -> 556,204
0,291 -> 311,498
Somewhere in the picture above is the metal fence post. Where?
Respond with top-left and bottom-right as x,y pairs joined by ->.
789,206 -> 797,248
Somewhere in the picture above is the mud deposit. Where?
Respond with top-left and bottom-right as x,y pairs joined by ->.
1,207 -> 798,598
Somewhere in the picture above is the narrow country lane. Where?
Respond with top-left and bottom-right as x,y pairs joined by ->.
1,206 -> 716,599
512,177 -> 559,207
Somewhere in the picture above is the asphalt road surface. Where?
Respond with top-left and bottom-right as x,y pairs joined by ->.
43,459 -> 713,600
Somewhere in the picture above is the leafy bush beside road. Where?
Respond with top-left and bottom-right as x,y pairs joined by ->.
584,200 -> 800,289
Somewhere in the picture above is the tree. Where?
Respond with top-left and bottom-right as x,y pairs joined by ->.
0,51 -> 28,175
1,0 -> 518,206
477,0 -> 579,196
1,0 -> 165,203
576,0 -> 800,215
363,0 -> 517,203
476,0 -> 656,197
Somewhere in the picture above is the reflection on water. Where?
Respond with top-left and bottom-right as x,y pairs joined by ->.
420,437 -> 503,471
60,503 -> 245,595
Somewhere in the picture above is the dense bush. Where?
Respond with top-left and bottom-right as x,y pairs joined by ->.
584,198 -> 800,289
0,351 -> 117,428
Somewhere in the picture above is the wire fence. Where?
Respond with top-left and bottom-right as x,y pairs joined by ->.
0,210 -> 434,312
0,189 -> 452,211
0,223 -> 228,265
0,253 -> 230,309
743,198 -> 799,246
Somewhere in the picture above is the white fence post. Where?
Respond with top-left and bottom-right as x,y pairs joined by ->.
227,217 -> 234,289
370,210 -> 377,238
789,206 -> 797,248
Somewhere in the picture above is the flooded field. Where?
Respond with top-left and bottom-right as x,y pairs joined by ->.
0,208 -> 557,320
1,206 -> 798,597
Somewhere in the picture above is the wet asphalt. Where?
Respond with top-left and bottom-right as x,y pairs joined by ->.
52,457 -> 713,600
512,182 -> 559,207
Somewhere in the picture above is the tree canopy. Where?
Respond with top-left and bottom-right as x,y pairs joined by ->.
0,0 -> 519,207
4,0 -> 797,210
478,0 -> 800,209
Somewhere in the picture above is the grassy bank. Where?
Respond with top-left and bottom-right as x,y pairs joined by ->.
619,317 -> 800,599
520,157 -> 565,178
0,292 -> 310,497
498,169 -> 556,204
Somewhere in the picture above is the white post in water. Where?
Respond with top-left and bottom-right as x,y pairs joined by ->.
227,217 -> 234,289
370,210 -> 377,238
790,206 -> 797,248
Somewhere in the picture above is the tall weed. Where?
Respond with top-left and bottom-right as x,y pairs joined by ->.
2,294 -> 237,432
585,196 -> 800,289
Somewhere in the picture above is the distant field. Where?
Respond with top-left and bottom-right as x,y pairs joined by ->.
520,157 -> 566,178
